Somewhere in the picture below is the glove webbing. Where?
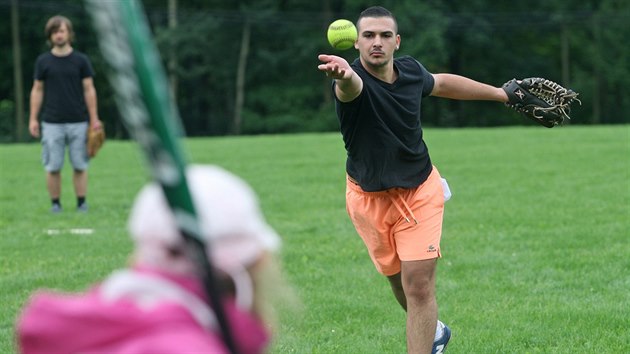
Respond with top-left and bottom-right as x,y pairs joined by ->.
526,78 -> 581,121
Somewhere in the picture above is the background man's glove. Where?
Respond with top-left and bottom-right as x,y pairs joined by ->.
87,125 -> 105,158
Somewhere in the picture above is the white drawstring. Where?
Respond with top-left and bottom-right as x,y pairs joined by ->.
388,193 -> 418,224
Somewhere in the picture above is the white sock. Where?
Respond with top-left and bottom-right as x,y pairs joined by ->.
434,320 -> 445,341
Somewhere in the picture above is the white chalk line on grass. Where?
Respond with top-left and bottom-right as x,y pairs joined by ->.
44,228 -> 95,236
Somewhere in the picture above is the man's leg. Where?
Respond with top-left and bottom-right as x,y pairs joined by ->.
401,258 -> 438,354
346,176 -> 444,352
47,171 -> 62,200
73,170 -> 87,197
67,122 -> 90,209
73,169 -> 87,208
389,271 -> 448,352
387,272 -> 407,310
41,122 -> 65,211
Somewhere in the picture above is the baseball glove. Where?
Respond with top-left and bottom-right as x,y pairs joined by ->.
87,125 -> 105,158
502,77 -> 581,128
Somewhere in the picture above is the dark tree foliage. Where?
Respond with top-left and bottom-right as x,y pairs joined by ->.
1,0 -> 628,141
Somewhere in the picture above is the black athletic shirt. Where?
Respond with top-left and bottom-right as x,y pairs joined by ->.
34,51 -> 95,123
334,56 -> 435,192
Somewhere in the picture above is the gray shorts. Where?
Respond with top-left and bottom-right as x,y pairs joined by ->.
41,122 -> 89,172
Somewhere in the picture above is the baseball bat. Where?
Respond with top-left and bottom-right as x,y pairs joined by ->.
84,1 -> 237,353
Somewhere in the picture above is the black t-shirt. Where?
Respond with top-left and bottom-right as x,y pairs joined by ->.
34,51 -> 95,123
334,56 -> 435,192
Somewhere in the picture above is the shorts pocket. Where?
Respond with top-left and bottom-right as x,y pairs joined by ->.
440,178 -> 452,202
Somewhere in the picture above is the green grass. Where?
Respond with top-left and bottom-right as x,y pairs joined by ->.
1,126 -> 629,353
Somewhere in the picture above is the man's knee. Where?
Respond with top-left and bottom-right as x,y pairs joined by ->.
401,260 -> 437,302
404,282 -> 434,304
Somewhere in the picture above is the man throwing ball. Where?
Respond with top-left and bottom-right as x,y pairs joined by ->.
318,6 -> 511,354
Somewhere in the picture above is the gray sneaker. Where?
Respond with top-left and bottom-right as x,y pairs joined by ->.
77,203 -> 88,212
51,204 -> 62,213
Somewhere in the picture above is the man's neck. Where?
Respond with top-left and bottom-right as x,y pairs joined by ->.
51,45 -> 73,57
362,59 -> 397,84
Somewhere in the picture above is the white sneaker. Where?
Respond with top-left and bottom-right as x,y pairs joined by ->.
432,324 -> 451,353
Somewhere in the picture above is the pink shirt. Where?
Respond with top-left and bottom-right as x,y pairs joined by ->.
17,267 -> 269,354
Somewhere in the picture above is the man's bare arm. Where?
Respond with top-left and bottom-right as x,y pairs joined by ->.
82,77 -> 102,129
431,73 -> 507,102
29,80 -> 44,138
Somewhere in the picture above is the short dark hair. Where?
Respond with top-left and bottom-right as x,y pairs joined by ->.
45,15 -> 75,46
357,6 -> 398,33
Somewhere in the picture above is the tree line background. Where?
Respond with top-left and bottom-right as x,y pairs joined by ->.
1,0 -> 628,142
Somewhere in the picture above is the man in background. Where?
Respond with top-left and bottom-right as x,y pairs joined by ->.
29,15 -> 102,213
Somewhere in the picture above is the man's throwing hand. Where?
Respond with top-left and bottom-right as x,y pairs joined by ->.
318,54 -> 353,80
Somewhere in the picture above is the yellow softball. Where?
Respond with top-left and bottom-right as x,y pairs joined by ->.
327,19 -> 357,50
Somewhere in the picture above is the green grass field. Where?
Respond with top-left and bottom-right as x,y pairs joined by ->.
1,126 -> 629,353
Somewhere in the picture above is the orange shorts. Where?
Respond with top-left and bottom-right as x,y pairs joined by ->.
346,167 -> 447,276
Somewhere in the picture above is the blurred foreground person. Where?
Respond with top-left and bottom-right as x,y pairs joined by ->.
17,165 -> 294,353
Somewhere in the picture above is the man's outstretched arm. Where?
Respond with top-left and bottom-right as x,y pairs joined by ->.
431,73 -> 508,102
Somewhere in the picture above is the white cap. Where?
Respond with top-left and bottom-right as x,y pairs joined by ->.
128,165 -> 281,273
